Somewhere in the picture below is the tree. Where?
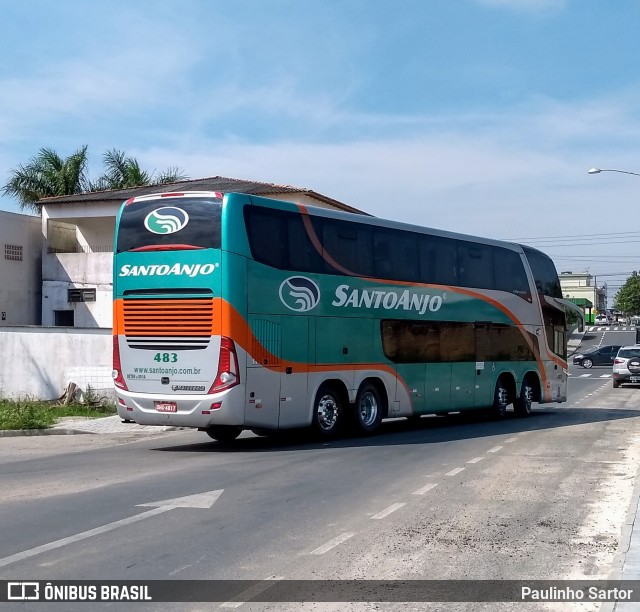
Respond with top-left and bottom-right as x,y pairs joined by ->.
2,146 -> 90,213
614,271 -> 640,316
92,149 -> 187,191
3,147 -> 188,214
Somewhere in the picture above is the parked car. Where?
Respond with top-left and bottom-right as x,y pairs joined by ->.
594,314 -> 612,326
572,345 -> 622,368
613,346 -> 640,387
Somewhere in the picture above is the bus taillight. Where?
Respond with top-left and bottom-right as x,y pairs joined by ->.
209,337 -> 240,393
112,336 -> 129,391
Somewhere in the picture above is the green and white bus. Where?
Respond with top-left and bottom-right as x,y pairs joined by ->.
113,191 -> 576,441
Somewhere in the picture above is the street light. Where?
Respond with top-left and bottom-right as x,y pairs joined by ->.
588,167 -> 640,177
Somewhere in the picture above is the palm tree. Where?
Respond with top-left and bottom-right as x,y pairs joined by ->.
93,149 -> 187,190
2,146 -> 90,213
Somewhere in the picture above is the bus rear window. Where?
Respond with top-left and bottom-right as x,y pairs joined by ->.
116,197 -> 222,253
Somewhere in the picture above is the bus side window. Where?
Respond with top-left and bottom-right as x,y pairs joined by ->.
373,229 -> 418,281
246,210 -> 288,269
419,235 -> 457,285
322,220 -> 373,277
458,242 -> 493,290
493,249 -> 531,300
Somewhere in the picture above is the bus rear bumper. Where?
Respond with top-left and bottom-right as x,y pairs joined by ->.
114,386 -> 245,428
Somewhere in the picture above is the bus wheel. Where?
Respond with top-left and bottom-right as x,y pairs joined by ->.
490,380 -> 509,419
313,384 -> 344,437
353,383 -> 383,434
514,380 -> 534,417
205,425 -> 242,442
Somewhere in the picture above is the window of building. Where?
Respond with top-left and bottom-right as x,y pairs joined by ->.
54,310 -> 74,326
68,288 -> 96,302
4,244 -> 23,261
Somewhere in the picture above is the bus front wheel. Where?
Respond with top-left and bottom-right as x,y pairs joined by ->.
353,383 -> 383,434
205,425 -> 242,442
313,384 -> 344,437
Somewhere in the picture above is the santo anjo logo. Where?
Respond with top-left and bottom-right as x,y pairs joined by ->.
144,207 -> 190,235
279,276 -> 321,312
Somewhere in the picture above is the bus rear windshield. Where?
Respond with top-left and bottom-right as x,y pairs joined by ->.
116,197 -> 222,253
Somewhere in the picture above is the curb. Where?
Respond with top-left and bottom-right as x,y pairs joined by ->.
0,427 -> 92,437
0,425 -> 183,437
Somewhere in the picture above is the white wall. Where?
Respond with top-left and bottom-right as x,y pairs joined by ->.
0,211 -> 42,325
42,251 -> 113,327
0,327 -> 113,400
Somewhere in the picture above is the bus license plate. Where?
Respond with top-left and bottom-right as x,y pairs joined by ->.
155,401 -> 177,413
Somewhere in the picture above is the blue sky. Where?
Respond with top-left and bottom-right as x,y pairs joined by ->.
2,0 -> 640,300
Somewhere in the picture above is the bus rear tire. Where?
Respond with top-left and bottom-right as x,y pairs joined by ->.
352,383 -> 383,435
313,384 -> 344,438
490,379 -> 509,419
205,425 -> 242,442
514,379 -> 534,417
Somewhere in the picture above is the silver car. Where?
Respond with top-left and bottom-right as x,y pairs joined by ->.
612,346 -> 640,388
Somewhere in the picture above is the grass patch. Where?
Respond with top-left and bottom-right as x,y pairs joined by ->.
0,398 -> 116,431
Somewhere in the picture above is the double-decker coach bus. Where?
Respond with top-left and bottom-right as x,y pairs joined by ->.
112,191 -> 580,441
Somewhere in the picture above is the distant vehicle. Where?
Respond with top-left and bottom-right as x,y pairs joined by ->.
573,345 -> 622,368
613,346 -> 640,387
594,314 -> 612,326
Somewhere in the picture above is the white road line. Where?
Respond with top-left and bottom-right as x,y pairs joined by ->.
579,374 -> 591,378
220,576 -> 283,608
309,532 -> 355,555
371,503 -> 406,519
413,483 -> 438,495
445,467 -> 465,476
504,437 -> 518,444
0,507 -> 169,568
487,446 -> 504,453
599,375 -> 612,378
467,456 -> 484,464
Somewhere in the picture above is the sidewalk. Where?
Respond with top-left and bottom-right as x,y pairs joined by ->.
0,414 -> 181,437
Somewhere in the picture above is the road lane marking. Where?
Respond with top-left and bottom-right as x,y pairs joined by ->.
310,532 -> 355,555
371,503 -> 406,519
445,467 -> 465,476
487,446 -> 504,453
0,489 -> 224,569
413,483 -> 438,495
0,507 -> 168,568
467,457 -> 484,464
504,437 -> 518,444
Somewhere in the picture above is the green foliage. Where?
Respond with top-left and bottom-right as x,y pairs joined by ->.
0,398 -> 115,430
614,271 -> 640,316
3,146 -> 188,213
2,146 -> 90,213
90,148 -> 187,190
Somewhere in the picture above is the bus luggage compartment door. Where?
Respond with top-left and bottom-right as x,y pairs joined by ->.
245,315 -> 309,430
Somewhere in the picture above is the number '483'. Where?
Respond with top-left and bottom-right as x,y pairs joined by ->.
154,352 -> 177,363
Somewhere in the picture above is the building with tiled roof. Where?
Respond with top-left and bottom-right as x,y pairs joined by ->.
40,176 -> 367,328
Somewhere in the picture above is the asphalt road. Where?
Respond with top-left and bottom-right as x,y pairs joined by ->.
3,342 -> 640,610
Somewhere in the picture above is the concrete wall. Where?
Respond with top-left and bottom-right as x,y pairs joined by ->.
0,211 -> 42,325
0,327 -> 113,401
42,251 -> 113,327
